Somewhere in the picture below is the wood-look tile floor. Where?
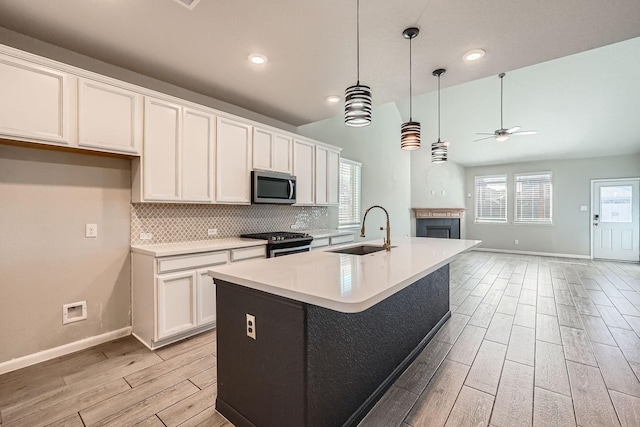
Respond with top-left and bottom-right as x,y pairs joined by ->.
1,251 -> 639,427
360,251 -> 640,427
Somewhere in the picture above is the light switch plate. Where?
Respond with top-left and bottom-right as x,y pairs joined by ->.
580,205 -> 588,211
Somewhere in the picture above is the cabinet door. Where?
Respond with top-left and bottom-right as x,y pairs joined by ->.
293,139 -> 315,205
196,269 -> 216,326
0,54 -> 69,145
143,97 -> 181,201
78,78 -> 142,155
315,146 -> 328,205
273,134 -> 293,174
156,271 -> 197,340
182,107 -> 214,202
327,149 -> 340,205
252,128 -> 273,171
216,117 -> 252,204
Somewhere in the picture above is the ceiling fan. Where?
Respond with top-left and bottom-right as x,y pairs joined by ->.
475,73 -> 537,142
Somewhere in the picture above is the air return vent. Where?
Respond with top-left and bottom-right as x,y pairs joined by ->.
173,0 -> 201,10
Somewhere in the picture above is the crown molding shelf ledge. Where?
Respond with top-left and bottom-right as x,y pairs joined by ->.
412,208 -> 466,218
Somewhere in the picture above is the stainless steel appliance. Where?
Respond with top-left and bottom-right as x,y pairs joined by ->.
241,232 -> 313,257
251,171 -> 296,204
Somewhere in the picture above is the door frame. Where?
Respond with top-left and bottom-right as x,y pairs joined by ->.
590,177 -> 640,260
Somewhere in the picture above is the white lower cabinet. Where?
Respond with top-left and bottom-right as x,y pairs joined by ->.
132,245 -> 265,349
196,269 -> 217,326
156,271 -> 197,340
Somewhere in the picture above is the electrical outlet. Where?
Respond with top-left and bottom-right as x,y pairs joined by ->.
85,223 -> 98,238
514,239 -> 519,245
140,232 -> 153,240
246,313 -> 256,339
207,228 -> 218,236
290,224 -> 299,229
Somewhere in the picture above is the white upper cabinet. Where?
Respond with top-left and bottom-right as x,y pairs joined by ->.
293,139 -> 315,205
0,53 -> 70,145
142,97 -> 182,201
315,145 -> 340,206
315,146 -> 328,205
327,149 -> 340,205
78,78 -> 142,155
134,97 -> 214,203
216,117 -> 252,204
182,107 -> 214,202
273,134 -> 293,174
252,127 -> 292,174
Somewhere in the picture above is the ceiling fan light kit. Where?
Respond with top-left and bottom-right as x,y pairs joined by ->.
400,27 -> 421,150
431,68 -> 448,163
474,72 -> 538,142
345,0 -> 372,127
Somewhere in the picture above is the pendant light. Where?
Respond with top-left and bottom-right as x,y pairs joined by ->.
431,68 -> 448,163
400,27 -> 420,150
344,0 -> 372,127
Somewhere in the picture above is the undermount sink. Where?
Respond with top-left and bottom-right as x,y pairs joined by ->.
328,245 -> 394,256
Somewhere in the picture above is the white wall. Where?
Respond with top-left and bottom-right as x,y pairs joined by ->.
0,145 -> 131,363
465,154 -> 640,256
410,150 -> 467,237
298,103 -> 412,242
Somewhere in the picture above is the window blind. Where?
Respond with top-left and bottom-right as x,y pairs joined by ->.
475,175 -> 507,222
515,172 -> 553,223
339,159 -> 362,227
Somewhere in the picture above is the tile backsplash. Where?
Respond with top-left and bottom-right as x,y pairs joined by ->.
131,203 -> 330,245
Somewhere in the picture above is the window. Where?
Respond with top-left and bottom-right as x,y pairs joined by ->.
515,172 -> 553,223
475,175 -> 507,222
339,158 -> 362,227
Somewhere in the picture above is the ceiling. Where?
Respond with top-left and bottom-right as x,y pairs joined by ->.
0,0 -> 639,129
0,0 -> 639,168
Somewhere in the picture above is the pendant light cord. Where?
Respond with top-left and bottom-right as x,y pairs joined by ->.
409,35 -> 412,121
356,0 -> 360,83
437,73 -> 441,140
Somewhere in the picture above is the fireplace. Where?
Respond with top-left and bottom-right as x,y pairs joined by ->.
413,208 -> 465,240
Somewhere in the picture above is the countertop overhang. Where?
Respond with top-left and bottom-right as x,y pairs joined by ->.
208,237 -> 482,313
130,238 -> 268,257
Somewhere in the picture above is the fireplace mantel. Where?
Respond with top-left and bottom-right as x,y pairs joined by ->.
412,208 -> 466,218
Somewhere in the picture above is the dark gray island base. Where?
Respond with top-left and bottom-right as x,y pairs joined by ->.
214,264 -> 450,427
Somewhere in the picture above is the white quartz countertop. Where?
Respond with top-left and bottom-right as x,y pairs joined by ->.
208,237 -> 481,313
131,238 -> 268,257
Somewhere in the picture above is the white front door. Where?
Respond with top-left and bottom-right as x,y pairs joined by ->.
593,179 -> 640,261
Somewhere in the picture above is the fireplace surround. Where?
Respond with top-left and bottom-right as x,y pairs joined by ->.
413,208 -> 465,240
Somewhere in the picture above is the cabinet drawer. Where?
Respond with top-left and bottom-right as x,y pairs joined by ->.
158,251 -> 229,273
231,246 -> 266,262
311,237 -> 329,248
330,234 -> 355,245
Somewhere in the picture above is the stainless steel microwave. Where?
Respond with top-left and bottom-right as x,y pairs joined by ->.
251,171 -> 296,204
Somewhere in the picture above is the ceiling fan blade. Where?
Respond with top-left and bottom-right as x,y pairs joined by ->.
476,132 -> 496,135
506,126 -> 521,133
512,130 -> 538,136
473,136 -> 496,142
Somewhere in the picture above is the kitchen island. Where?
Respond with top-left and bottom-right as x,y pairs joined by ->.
208,237 -> 481,427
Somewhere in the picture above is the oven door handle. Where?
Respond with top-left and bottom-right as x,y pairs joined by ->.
288,180 -> 294,200
270,244 -> 311,257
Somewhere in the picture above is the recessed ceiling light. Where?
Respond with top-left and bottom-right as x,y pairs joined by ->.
326,95 -> 341,103
248,54 -> 268,65
464,49 -> 485,62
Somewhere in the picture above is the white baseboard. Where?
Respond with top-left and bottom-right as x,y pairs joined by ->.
0,327 -> 132,375
472,247 -> 591,260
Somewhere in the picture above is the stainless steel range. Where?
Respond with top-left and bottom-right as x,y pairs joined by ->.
241,232 -> 314,258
